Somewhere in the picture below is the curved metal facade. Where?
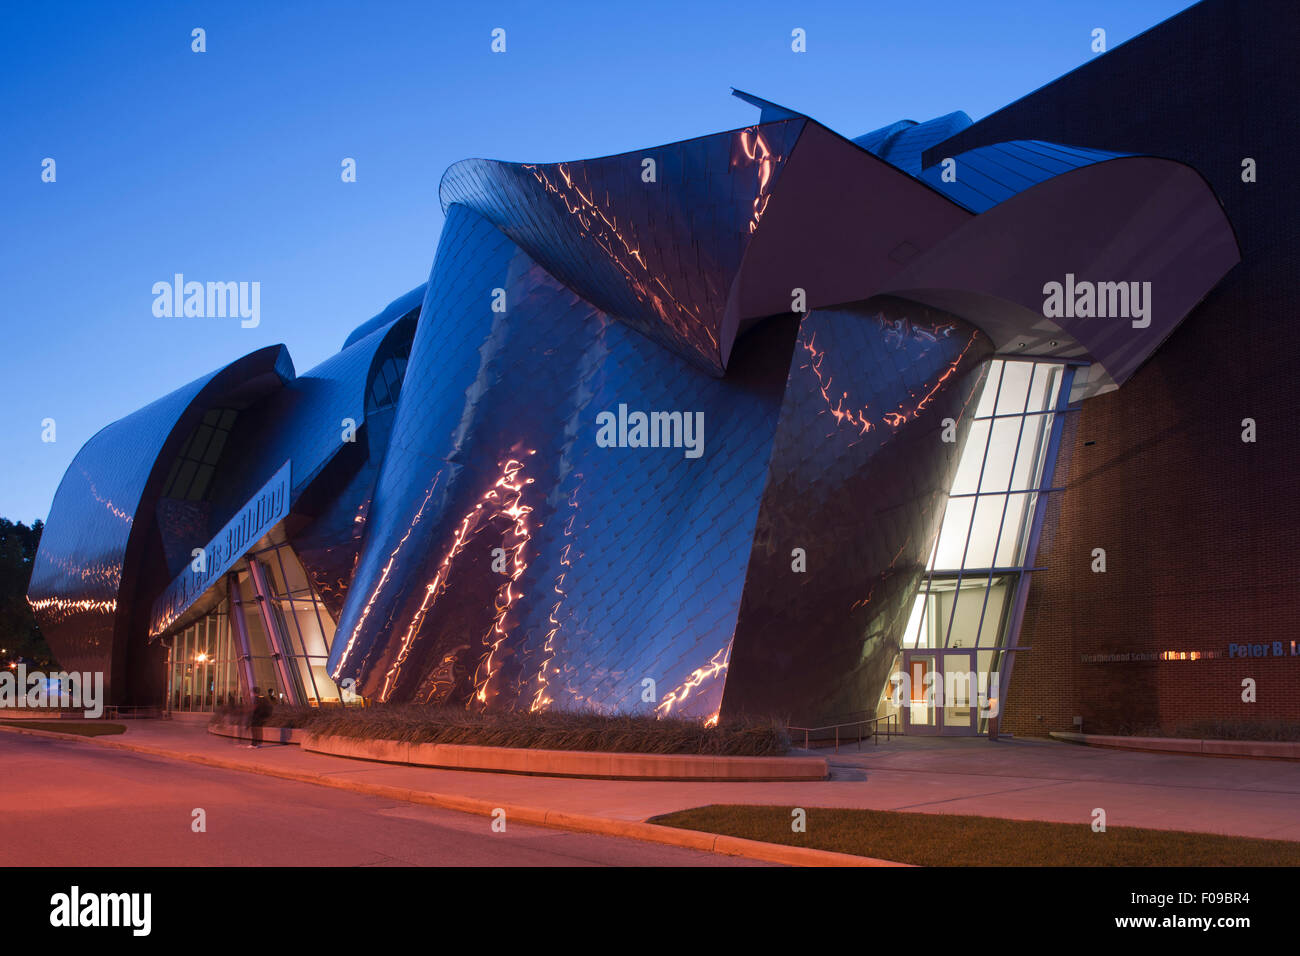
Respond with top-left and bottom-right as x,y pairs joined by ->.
30,91 -> 1240,722
327,203 -> 797,715
200,313 -> 419,623
440,118 -> 806,375
725,298 -> 991,723
28,346 -> 294,698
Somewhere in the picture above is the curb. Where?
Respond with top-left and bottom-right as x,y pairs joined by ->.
0,723 -> 904,867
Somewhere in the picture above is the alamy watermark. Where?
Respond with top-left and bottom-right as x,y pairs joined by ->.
0,664 -> 103,718
50,886 -> 150,936
1042,273 -> 1151,328
889,668 -> 1001,719
595,404 -> 704,459
152,274 -> 260,328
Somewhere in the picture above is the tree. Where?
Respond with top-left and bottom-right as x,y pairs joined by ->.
0,519 -> 53,668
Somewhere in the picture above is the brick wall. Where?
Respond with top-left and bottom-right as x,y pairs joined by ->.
928,0 -> 1300,735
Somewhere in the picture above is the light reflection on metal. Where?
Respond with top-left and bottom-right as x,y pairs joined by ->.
26,596 -> 117,617
850,536 -> 913,612
738,126 -> 775,233
529,478 -> 581,713
377,456 -> 535,703
801,315 -> 984,439
438,117 -> 805,375
472,455 -> 535,707
331,476 -> 441,681
655,644 -> 731,718
880,324 -> 984,428
519,161 -> 714,351
81,469 -> 134,524
801,330 -> 876,438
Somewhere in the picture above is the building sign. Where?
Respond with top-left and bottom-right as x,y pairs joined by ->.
149,460 -> 290,637
1081,641 -> 1300,664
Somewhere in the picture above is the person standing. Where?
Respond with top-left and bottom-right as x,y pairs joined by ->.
249,686 -> 273,748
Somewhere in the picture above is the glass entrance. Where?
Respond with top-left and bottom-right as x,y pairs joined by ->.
901,653 -> 938,734
901,649 -> 978,735
939,649 -> 977,736
885,359 -> 1079,736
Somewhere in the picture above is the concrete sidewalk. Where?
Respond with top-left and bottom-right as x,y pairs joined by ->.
6,721 -> 1299,842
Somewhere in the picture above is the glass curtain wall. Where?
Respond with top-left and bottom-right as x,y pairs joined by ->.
245,529 -> 346,706
167,601 -> 242,712
881,358 -> 1077,732
165,529 -> 350,712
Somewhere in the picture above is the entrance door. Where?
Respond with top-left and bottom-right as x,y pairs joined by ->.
938,649 -> 977,736
901,649 -> 979,736
901,652 -> 938,735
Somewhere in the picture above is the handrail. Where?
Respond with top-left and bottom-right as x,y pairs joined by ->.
787,713 -> 900,752
104,704 -> 168,719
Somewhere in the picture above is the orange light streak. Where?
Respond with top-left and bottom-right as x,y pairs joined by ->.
520,162 -> 717,351
883,330 -> 984,427
27,596 -> 117,617
802,321 -> 985,437
530,479 -> 581,713
374,456 -> 536,702
330,473 -> 442,680
80,467 -> 133,524
801,330 -> 875,437
473,457 -> 535,705
655,643 -> 731,719
739,127 -> 775,233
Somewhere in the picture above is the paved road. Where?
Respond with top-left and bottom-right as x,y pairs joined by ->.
0,733 -> 771,866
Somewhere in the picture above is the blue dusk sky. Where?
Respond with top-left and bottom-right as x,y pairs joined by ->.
0,0 -> 1196,523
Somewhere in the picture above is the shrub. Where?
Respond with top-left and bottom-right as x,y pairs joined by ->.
1172,718 -> 1300,742
210,703 -> 789,755
1099,718 -> 1300,741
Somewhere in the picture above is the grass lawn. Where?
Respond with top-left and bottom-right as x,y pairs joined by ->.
0,720 -> 126,737
649,804 -> 1300,866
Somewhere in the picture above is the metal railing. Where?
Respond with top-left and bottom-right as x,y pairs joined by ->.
104,705 -> 168,720
0,704 -> 166,720
788,713 -> 900,752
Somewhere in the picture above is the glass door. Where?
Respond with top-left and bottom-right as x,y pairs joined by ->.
901,652 -> 939,735
939,649 -> 978,736
901,649 -> 979,735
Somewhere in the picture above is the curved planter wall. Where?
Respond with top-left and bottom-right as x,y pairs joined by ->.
208,721 -> 306,745
301,731 -> 828,782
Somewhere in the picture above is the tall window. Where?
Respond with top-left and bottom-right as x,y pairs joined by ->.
168,603 -> 240,712
886,358 -> 1078,729
161,407 -> 238,502
165,529 -> 349,711
245,531 -> 345,705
